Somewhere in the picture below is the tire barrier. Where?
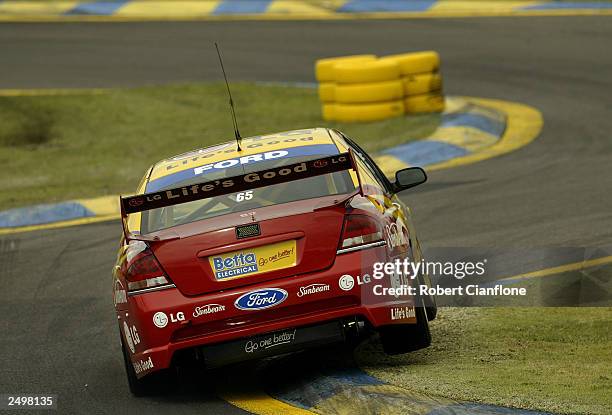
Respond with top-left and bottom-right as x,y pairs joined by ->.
327,101 -> 405,123
332,60 -> 401,84
404,93 -> 445,114
379,51 -> 440,75
318,82 -> 335,103
315,51 -> 444,122
402,73 -> 442,96
315,54 -> 377,83
335,80 -> 404,104
322,103 -> 336,121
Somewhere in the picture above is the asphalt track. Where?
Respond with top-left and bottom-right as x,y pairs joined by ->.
1,16 -> 612,414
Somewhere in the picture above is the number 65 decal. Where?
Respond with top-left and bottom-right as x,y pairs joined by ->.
236,191 -> 253,202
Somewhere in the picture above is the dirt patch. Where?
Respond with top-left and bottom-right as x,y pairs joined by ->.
0,98 -> 54,148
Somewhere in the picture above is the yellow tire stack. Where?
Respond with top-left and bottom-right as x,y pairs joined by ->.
316,51 -> 444,122
380,51 -> 444,114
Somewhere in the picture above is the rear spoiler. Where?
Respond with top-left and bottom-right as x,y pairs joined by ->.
120,150 -> 362,237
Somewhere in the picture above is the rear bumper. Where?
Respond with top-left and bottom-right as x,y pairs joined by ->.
119,245 -> 416,377
197,319 -> 353,369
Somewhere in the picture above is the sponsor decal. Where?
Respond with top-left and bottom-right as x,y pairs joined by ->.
389,268 -> 408,298
339,274 -> 355,291
390,306 -> 415,321
133,356 -> 154,375
131,326 -> 140,345
193,303 -> 225,318
170,312 -> 185,323
210,240 -> 296,281
167,136 -> 314,165
297,283 -> 330,298
123,322 -> 135,353
114,289 -> 127,305
169,142 -> 232,161
152,312 -> 168,328
257,246 -> 294,267
123,322 -> 141,354
128,198 -> 144,207
385,217 -> 409,250
113,280 -> 127,306
152,311 -> 186,328
235,288 -> 288,311
212,252 -> 258,279
245,329 -> 297,353
193,150 -> 289,175
123,152 -> 352,214
339,273 -> 371,289
149,142 -> 336,192
357,273 -> 372,286
152,311 -> 184,328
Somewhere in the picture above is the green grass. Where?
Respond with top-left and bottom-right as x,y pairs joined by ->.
0,82 -> 438,210
357,307 -> 612,415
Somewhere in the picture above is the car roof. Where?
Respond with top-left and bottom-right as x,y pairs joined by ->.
146,127 -> 344,186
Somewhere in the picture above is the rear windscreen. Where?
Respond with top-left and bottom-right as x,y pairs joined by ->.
141,154 -> 355,233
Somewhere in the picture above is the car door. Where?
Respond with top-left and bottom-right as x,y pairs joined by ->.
341,132 -> 436,316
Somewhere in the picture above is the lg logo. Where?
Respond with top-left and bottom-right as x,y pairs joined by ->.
339,275 -> 355,291
339,273 -> 372,291
152,311 -> 185,328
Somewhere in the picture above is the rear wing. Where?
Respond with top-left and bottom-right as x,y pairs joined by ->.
120,150 -> 362,223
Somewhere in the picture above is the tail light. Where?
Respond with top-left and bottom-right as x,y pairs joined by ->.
339,214 -> 384,251
124,240 -> 172,292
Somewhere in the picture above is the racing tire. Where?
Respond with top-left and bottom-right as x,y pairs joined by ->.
318,82 -> 336,102
379,302 -> 431,355
379,51 -> 440,75
335,80 -> 404,104
402,73 -> 443,96
322,103 -> 337,121
315,54 -> 377,82
120,335 -> 175,396
333,60 -> 401,84
332,100 -> 405,122
404,93 -> 445,114
425,297 -> 438,321
417,274 -> 438,321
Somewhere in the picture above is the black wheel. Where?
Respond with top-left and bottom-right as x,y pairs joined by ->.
425,301 -> 437,321
417,273 -> 437,321
120,334 -> 175,396
379,302 -> 431,355
411,240 -> 437,321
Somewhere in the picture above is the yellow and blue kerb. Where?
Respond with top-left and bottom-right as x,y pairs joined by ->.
1,0 -> 612,21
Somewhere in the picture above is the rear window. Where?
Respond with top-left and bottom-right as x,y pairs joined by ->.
140,154 -> 355,233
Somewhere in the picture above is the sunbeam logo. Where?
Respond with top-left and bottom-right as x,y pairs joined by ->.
235,288 -> 288,311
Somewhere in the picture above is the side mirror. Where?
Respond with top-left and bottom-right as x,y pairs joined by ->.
393,167 -> 427,193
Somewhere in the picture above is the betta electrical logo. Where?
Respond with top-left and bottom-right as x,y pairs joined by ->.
212,252 -> 258,279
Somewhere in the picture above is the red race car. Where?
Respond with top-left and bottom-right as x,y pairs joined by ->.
113,128 -> 436,395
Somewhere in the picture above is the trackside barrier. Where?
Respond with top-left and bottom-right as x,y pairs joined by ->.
315,51 -> 444,122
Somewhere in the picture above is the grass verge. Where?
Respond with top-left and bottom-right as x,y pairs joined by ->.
357,307 -> 612,415
0,82 -> 438,210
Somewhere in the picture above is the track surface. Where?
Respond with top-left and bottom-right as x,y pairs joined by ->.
1,17 -> 611,414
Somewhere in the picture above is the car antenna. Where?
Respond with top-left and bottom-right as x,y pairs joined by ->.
215,42 -> 242,152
